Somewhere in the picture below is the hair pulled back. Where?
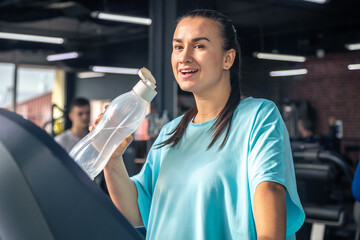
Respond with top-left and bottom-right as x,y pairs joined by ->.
158,9 -> 242,150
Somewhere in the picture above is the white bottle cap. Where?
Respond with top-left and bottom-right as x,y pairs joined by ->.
138,67 -> 156,85
133,68 -> 157,102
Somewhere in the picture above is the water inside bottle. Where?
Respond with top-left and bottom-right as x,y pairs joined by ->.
84,127 -> 132,179
92,127 -> 127,151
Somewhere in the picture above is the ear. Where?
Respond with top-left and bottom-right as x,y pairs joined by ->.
68,111 -> 74,122
223,49 -> 236,70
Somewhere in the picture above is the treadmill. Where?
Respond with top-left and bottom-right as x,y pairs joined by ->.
0,108 -> 144,240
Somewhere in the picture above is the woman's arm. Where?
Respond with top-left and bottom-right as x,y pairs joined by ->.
92,112 -> 143,226
254,181 -> 287,240
104,148 -> 144,226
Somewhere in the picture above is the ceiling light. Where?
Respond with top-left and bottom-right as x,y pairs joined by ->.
47,52 -> 79,61
345,43 -> 360,51
303,0 -> 328,4
91,11 -> 152,25
254,52 -> 306,62
0,32 -> 64,44
348,64 -> 360,70
270,69 -> 308,77
92,66 -> 139,75
77,72 -> 105,79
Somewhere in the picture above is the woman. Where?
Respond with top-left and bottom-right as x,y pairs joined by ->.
102,9 -> 305,239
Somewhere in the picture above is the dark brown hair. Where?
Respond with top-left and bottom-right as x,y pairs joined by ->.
158,9 -> 241,150
69,97 -> 90,112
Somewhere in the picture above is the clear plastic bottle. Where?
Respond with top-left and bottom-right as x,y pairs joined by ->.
69,68 -> 157,180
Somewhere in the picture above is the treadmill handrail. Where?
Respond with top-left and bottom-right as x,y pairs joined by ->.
318,151 -> 353,183
293,149 -> 353,183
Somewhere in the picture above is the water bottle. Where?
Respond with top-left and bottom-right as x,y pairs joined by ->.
69,67 -> 157,180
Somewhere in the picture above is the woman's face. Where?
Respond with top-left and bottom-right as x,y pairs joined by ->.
171,17 -> 230,95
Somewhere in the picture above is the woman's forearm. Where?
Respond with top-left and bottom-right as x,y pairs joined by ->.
104,156 -> 143,226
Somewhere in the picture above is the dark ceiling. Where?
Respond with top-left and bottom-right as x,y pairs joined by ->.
223,0 -> 360,55
0,0 -> 359,71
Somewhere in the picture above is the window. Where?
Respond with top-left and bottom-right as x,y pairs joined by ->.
0,63 -> 15,109
16,67 -> 56,130
0,63 -> 63,134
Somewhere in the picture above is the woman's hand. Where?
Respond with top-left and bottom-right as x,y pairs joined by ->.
89,105 -> 133,160
96,105 -> 142,226
110,134 -> 133,159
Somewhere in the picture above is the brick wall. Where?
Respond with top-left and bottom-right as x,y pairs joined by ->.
16,92 -> 52,129
278,51 -> 360,140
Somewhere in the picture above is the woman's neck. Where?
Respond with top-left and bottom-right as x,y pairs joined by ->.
193,84 -> 230,123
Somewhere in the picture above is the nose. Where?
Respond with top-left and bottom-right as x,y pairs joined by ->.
179,46 -> 192,64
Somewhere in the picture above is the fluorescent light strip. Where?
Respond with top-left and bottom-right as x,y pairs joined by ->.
92,66 -> 139,75
255,52 -> 306,62
77,72 -> 105,79
270,69 -> 308,77
0,32 -> 64,44
92,11 -> 152,25
47,52 -> 79,61
345,43 -> 360,51
348,64 -> 360,70
303,0 -> 328,3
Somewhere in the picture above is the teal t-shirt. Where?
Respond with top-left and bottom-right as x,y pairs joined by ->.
130,97 -> 305,239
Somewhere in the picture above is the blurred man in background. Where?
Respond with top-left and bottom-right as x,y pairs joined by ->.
55,97 -> 90,153
297,117 -> 316,142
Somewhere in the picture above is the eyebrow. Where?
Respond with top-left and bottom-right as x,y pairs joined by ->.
173,37 -> 211,43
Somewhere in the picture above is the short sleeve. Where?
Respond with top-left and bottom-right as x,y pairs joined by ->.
130,131 -> 164,228
248,101 -> 285,191
247,100 -> 305,236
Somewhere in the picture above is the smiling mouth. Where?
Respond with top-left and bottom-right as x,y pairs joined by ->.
180,69 -> 199,75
